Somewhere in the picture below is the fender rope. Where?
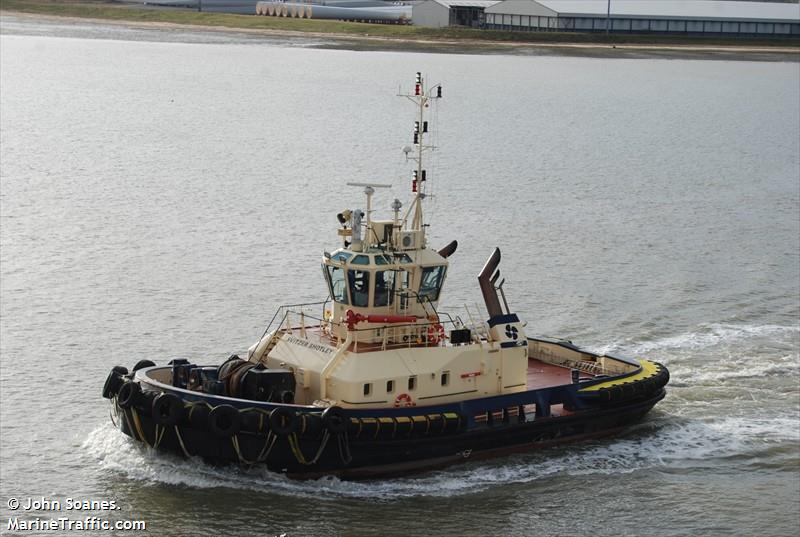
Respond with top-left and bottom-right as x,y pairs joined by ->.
232,435 -> 258,465
256,432 -> 278,463
337,433 -> 352,465
130,408 -> 151,448
288,433 -> 309,465
174,426 -> 193,458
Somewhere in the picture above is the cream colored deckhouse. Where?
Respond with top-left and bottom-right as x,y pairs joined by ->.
246,73 -> 528,409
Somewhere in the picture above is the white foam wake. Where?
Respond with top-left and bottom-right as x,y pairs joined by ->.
82,411 -> 798,502
630,323 -> 798,355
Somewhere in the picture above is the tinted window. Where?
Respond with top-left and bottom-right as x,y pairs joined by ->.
348,269 -> 370,307
326,265 -> 348,304
419,266 -> 446,302
331,251 -> 352,263
351,255 -> 370,265
374,270 -> 395,307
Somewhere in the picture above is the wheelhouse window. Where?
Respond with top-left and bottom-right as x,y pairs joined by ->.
348,269 -> 370,308
374,270 -> 395,307
324,264 -> 348,304
331,251 -> 352,263
419,265 -> 446,302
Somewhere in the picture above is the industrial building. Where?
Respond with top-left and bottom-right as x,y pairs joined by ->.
482,0 -> 800,36
412,0 -> 500,28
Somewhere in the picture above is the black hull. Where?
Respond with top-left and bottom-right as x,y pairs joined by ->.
113,389 -> 665,479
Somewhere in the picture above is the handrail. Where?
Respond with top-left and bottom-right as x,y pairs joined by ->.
260,299 -> 329,339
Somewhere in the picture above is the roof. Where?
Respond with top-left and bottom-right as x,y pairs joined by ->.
499,0 -> 800,22
428,0 -> 501,8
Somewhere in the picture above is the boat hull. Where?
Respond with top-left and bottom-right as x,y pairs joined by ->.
110,376 -> 665,478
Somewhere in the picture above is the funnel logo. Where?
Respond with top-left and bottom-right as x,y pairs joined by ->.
505,325 -> 518,340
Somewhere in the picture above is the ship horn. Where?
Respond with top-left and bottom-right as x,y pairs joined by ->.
437,240 -> 458,259
478,248 -> 503,318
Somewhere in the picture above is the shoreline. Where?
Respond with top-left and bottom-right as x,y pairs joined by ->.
2,7 -> 800,60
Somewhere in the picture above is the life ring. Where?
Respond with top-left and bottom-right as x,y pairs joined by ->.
151,393 -> 184,426
394,393 -> 415,408
322,406 -> 348,434
116,381 -> 140,409
208,405 -> 241,437
427,323 -> 445,345
269,407 -> 297,436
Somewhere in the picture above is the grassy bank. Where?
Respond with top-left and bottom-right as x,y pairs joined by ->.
3,0 -> 800,48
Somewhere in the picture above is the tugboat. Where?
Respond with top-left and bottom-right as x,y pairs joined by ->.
102,73 -> 669,478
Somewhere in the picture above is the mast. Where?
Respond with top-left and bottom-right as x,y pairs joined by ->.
400,72 -> 442,235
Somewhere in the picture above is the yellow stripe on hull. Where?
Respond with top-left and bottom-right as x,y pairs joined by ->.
579,359 -> 662,392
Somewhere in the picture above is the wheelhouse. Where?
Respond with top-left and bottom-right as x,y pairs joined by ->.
322,249 -> 447,311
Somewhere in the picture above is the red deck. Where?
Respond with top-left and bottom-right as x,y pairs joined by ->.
526,358 -> 573,390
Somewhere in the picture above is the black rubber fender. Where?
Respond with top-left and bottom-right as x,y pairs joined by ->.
132,359 -> 156,372
135,390 -> 156,413
151,393 -> 184,426
117,381 -> 140,409
269,407 -> 297,436
356,417 -> 378,438
187,403 -> 210,429
321,406 -> 348,434
208,405 -> 241,437
102,366 -> 129,399
427,414 -> 445,434
241,410 -> 265,433
394,416 -> 413,437
299,413 -> 323,438
443,413 -> 463,434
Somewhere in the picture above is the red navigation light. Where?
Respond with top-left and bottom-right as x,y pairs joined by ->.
415,84 -> 420,96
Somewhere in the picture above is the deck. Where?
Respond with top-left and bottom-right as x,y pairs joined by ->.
526,358 -> 575,390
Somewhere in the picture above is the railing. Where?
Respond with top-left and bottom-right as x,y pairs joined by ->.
258,301 -> 485,354
259,300 -> 329,340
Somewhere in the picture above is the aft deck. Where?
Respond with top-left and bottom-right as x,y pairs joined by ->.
526,357 -> 576,390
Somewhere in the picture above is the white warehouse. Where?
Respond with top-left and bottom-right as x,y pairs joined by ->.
477,0 -> 800,36
413,0 -> 501,28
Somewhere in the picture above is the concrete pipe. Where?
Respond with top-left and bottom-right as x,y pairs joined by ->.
289,5 -> 298,17
305,5 -> 313,18
256,3 -> 263,15
267,3 -> 275,16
